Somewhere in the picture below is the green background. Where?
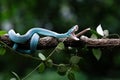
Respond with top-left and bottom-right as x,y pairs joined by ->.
0,0 -> 120,80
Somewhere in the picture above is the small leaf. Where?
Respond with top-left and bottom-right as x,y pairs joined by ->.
38,62 -> 45,73
71,64 -> 80,71
91,34 -> 98,39
67,71 -> 75,80
57,64 -> 67,76
56,42 -> 65,50
70,56 -> 80,64
82,45 -> 89,52
0,47 -> 6,55
96,24 -> 104,36
103,30 -> 109,37
92,48 -> 102,60
38,53 -> 46,61
0,31 -> 7,36
45,59 -> 53,67
90,29 -> 101,37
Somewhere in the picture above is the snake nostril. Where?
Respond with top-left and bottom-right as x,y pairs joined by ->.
74,25 -> 79,31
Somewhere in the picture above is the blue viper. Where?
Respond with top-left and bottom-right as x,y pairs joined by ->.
8,25 -> 79,53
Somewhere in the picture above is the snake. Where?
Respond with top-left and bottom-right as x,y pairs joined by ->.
8,25 -> 79,54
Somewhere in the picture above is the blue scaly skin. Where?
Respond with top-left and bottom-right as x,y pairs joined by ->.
8,25 -> 79,53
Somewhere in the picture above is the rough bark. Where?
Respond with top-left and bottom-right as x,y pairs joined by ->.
0,35 -> 120,50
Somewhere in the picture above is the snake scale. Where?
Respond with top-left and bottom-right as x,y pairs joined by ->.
8,25 -> 79,54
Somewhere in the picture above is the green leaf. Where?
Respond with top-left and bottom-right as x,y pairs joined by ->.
70,56 -> 80,64
67,71 -> 75,80
92,48 -> 102,60
0,31 -> 7,36
91,34 -> 98,39
45,59 -> 53,67
0,47 -> 6,55
90,29 -> 101,38
57,64 -> 67,76
38,62 -> 45,73
71,64 -> 80,71
82,45 -> 89,52
38,53 -> 46,61
56,42 -> 65,50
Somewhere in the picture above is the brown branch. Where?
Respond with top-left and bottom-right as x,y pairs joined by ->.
76,28 -> 91,37
0,35 -> 120,50
80,36 -> 120,48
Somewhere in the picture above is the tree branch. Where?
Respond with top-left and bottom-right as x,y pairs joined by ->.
0,35 -> 120,50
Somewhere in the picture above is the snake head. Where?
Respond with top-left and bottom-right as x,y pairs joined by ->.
67,25 -> 79,40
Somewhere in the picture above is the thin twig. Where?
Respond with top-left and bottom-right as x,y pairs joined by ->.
22,63 -> 41,80
76,28 -> 90,37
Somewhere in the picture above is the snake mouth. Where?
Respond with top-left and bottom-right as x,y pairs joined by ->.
70,25 -> 79,40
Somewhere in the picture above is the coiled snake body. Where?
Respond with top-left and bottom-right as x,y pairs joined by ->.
8,25 -> 79,53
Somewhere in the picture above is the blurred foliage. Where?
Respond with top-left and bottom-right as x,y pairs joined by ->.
0,0 -> 120,80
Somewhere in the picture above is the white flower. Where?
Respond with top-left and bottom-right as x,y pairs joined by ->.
96,24 -> 104,36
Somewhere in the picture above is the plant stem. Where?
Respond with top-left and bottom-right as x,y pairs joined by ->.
21,63 -> 41,80
46,38 -> 66,60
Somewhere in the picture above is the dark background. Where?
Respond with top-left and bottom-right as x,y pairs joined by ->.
0,0 -> 120,80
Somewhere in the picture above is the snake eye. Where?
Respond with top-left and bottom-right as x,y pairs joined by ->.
68,25 -> 79,33
73,25 -> 79,32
